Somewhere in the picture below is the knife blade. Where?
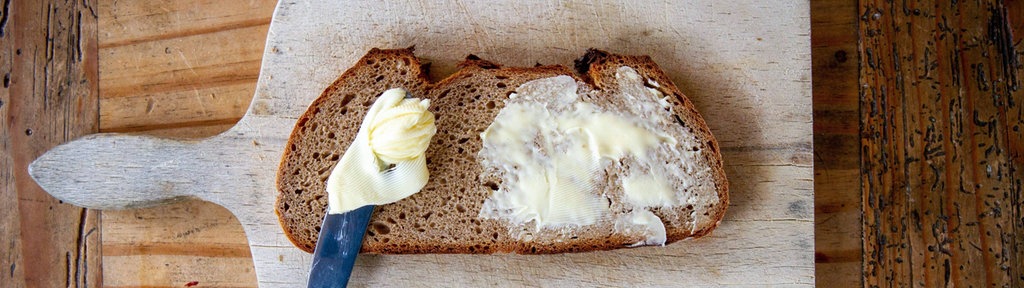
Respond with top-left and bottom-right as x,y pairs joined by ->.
307,204 -> 375,288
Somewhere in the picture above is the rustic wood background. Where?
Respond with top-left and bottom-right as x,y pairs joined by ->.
1,0 -> 102,287
0,0 -> 1020,287
856,1 -> 1024,287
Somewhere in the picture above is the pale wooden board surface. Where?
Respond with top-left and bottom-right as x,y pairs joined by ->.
31,1 -> 814,286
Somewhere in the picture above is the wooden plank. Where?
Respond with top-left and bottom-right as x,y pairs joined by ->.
1,0 -> 102,287
132,123 -> 236,139
859,1 -> 1024,287
97,23 -> 266,99
95,0 -> 272,133
956,4 -> 1020,285
814,169 -> 861,262
101,200 -> 257,288
810,0 -> 860,286
103,255 -> 255,288
98,24 -> 267,131
99,81 -> 251,133
1009,3 -> 1024,286
97,0 -> 275,49
0,0 -> 25,285
817,262 -> 863,288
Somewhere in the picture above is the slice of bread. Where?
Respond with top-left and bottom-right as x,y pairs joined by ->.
275,48 -> 728,254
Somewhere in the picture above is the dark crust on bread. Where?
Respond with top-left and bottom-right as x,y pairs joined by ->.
275,48 -> 729,254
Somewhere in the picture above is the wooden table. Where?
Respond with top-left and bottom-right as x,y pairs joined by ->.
1,0 -> 1020,287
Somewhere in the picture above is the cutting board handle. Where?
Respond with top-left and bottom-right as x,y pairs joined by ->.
28,133 -> 212,210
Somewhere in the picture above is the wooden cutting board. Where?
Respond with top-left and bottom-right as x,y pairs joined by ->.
30,1 -> 814,286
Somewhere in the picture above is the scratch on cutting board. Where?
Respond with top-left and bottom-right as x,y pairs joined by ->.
176,50 -> 207,114
454,1 -> 487,50
662,1 -> 684,43
588,2 -> 608,42
152,155 -> 184,170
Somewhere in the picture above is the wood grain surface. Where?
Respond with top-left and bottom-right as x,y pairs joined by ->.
27,0 -> 813,287
0,0 -> 102,287
102,200 -> 256,288
859,1 -> 1024,287
811,0 -> 862,286
97,0 -> 273,134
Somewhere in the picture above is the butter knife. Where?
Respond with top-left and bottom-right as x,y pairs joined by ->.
307,204 -> 375,288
